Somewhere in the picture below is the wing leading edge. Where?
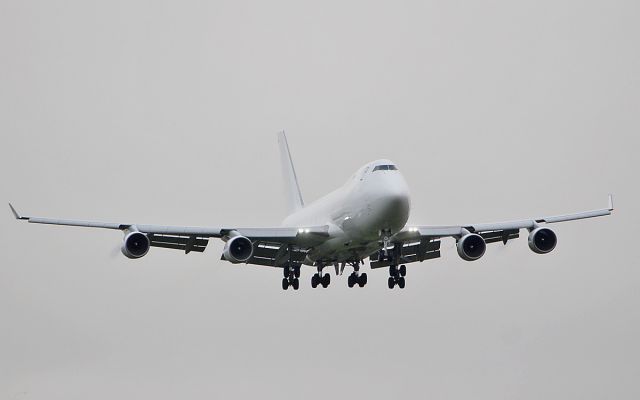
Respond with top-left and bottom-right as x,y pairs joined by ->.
394,195 -> 613,241
8,203 -> 328,265
376,195 -> 613,270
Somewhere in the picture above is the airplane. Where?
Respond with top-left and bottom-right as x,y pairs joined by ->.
9,132 -> 614,290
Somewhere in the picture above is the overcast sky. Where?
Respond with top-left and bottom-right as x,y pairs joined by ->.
1,0 -> 639,399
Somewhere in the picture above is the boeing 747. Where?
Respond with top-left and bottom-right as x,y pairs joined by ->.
9,132 -> 613,290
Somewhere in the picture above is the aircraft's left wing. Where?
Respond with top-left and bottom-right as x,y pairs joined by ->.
395,195 -> 613,240
8,203 -> 328,266
371,195 -> 613,268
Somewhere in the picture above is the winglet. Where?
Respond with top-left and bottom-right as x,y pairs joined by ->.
8,203 -> 27,220
608,194 -> 614,211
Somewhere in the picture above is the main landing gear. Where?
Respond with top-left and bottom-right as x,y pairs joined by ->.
311,265 -> 331,288
282,264 -> 301,290
348,273 -> 367,288
347,260 -> 367,288
388,264 -> 407,289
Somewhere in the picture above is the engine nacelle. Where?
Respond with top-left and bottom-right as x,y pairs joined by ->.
528,227 -> 557,254
121,231 -> 150,259
457,233 -> 486,261
222,235 -> 254,263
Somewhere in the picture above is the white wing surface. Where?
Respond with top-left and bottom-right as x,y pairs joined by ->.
8,203 -> 328,265
394,195 -> 613,241
370,195 -> 613,269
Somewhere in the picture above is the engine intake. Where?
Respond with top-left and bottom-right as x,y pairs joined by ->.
457,233 -> 486,261
121,231 -> 150,259
223,235 -> 254,263
528,227 -> 557,254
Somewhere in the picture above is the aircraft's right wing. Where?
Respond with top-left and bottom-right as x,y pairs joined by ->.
8,203 -> 329,267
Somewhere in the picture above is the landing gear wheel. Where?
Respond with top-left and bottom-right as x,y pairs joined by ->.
348,274 -> 355,288
283,268 -> 290,278
388,277 -> 395,289
399,265 -> 406,277
311,274 -> 319,288
398,276 -> 406,289
282,278 -> 289,290
358,273 -> 368,287
321,273 -> 331,288
294,266 -> 301,278
292,278 -> 299,290
390,265 -> 399,278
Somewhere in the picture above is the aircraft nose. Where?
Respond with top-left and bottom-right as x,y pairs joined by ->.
385,192 -> 410,213
376,180 -> 410,210
372,190 -> 410,232
384,179 -> 410,205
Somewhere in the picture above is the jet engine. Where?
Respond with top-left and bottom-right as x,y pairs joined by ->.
528,227 -> 557,254
223,235 -> 254,263
457,233 -> 486,261
121,231 -> 150,259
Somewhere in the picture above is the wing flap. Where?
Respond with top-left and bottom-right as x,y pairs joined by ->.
148,234 -> 209,253
245,242 -> 308,268
370,239 -> 441,269
479,229 -> 520,244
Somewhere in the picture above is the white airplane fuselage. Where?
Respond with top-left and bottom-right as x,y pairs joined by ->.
282,159 -> 410,264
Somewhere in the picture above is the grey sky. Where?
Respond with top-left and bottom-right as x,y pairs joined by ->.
1,0 -> 639,399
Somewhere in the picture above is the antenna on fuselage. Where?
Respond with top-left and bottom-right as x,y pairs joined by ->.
277,131 -> 305,215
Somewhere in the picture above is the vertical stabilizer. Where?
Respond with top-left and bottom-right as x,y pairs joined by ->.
278,131 -> 304,215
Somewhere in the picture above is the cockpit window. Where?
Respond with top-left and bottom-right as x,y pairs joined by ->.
372,165 -> 398,172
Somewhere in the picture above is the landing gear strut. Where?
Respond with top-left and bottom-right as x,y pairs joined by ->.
381,230 -> 392,258
347,260 -> 367,288
388,264 -> 407,289
311,264 -> 330,288
282,264 -> 300,291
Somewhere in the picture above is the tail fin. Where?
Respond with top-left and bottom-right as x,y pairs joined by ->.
277,131 -> 304,214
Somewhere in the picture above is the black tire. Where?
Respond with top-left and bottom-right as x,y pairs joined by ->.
390,265 -> 398,278
358,273 -> 367,287
388,277 -> 395,289
348,274 -> 355,288
398,277 -> 406,289
311,274 -> 318,288
292,278 -> 299,290
322,273 -> 330,288
294,266 -> 301,278
399,265 -> 406,277
283,267 -> 289,278
282,278 -> 289,290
